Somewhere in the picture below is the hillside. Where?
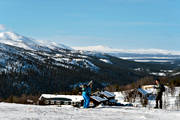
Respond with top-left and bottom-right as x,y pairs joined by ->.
0,31 -> 176,98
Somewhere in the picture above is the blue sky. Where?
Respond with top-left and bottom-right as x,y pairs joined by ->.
0,0 -> 180,50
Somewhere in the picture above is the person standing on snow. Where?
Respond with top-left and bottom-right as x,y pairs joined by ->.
81,84 -> 90,108
154,78 -> 165,109
81,81 -> 93,108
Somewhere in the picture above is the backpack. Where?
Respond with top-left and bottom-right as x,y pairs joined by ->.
161,84 -> 165,92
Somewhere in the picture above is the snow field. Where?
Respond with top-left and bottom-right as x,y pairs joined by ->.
0,103 -> 180,120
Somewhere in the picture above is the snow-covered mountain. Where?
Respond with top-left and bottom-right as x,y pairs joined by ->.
73,45 -> 180,63
0,32 -> 38,50
0,31 -> 116,97
0,32 -> 72,51
0,31 -> 103,72
0,31 -> 178,75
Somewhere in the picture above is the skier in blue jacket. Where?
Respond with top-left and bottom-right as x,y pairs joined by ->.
82,84 -> 90,108
81,81 -> 93,108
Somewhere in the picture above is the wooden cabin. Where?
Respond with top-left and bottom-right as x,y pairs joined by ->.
38,91 -> 117,107
38,94 -> 83,107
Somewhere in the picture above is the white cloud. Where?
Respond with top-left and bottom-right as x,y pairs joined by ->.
0,24 -> 6,31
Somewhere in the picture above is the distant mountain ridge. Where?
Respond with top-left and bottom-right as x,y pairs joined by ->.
73,46 -> 180,63
73,45 -> 180,55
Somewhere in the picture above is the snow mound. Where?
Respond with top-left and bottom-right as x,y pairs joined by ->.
99,59 -> 113,64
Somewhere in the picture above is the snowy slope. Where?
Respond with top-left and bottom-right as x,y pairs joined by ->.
99,59 -> 113,64
0,32 -> 38,50
0,103 -> 180,120
0,31 -> 101,72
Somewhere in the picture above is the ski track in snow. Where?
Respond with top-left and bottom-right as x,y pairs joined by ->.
0,103 -> 180,120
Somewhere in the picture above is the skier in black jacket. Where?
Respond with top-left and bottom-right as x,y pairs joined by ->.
154,78 -> 164,109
